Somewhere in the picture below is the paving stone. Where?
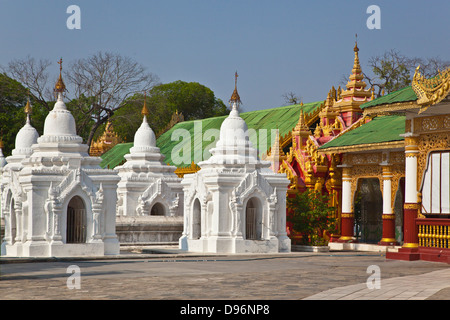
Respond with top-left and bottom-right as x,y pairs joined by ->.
0,250 -> 448,300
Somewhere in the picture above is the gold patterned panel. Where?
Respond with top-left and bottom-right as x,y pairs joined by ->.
413,114 -> 450,134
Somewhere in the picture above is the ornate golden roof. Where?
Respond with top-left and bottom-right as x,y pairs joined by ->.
89,120 -> 122,156
333,40 -> 372,113
412,65 -> 450,113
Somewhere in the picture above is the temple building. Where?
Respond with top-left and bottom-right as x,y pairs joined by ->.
179,77 -> 291,253
1,61 -> 120,257
275,40 -> 374,242
115,98 -> 183,244
319,65 -> 450,263
89,120 -> 122,157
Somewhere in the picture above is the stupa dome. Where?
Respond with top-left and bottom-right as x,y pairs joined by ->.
14,121 -> 39,152
43,94 -> 77,136
133,116 -> 156,148
217,103 -> 249,148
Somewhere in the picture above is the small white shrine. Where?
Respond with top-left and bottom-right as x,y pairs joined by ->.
179,76 -> 291,253
1,62 -> 120,257
1,98 -> 39,255
115,99 -> 183,243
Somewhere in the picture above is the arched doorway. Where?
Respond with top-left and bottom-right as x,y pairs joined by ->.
67,196 -> 86,243
354,178 -> 383,243
192,199 -> 201,239
150,202 -> 165,216
245,197 -> 262,240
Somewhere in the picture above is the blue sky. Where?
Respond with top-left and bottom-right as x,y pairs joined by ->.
0,0 -> 448,112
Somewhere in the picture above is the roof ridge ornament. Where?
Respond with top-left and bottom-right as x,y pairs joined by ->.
413,65 -> 450,113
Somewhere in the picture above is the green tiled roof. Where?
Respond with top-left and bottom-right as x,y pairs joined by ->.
319,115 -> 405,150
101,101 -> 323,169
360,86 -> 417,109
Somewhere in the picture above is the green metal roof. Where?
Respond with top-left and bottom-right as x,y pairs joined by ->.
101,101 -> 323,168
99,142 -> 133,169
319,115 -> 405,150
360,86 -> 417,109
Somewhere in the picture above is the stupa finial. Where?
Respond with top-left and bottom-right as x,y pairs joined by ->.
229,71 -> 241,106
54,58 -> 66,96
141,91 -> 149,117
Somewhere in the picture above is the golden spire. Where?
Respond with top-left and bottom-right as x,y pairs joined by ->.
229,71 -> 241,104
24,91 -> 32,115
141,92 -> 149,116
54,58 -> 66,94
294,108 -> 309,133
351,35 -> 362,76
354,33 -> 359,53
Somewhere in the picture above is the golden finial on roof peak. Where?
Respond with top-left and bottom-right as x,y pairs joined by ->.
229,71 -> 241,104
354,33 -> 359,52
141,91 -> 149,116
24,89 -> 32,114
54,58 -> 66,94
24,99 -> 32,115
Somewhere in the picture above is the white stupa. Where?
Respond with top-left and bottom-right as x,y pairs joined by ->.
1,98 -> 39,255
179,74 -> 291,253
115,97 -> 183,244
1,60 -> 121,257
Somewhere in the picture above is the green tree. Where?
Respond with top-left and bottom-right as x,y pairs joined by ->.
0,73 -> 47,156
110,81 -> 228,142
287,190 -> 337,246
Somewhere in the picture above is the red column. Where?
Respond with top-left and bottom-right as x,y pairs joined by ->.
379,214 -> 397,245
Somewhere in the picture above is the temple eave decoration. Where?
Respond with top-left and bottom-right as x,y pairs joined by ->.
412,65 -> 450,113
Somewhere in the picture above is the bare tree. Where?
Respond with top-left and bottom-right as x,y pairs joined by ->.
65,52 -> 160,148
282,91 -> 302,105
363,50 -> 449,98
3,52 -> 159,149
3,56 -> 53,110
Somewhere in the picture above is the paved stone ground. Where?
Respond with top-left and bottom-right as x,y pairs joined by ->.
0,248 -> 448,301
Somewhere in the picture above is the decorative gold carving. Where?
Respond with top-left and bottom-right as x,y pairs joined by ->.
404,203 -> 420,210
89,120 -> 123,157
341,213 -> 354,219
413,114 -> 450,135
174,161 -> 200,178
382,214 -> 395,220
412,65 -> 450,113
